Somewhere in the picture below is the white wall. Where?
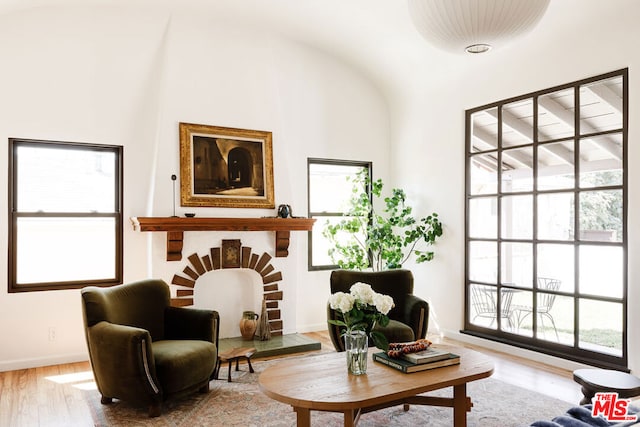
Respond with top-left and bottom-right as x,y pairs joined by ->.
392,0 -> 640,372
0,4 -> 390,370
1,0 -> 637,374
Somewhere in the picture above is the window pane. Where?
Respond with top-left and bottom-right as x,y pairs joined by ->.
16,217 -> 116,284
469,284 -> 497,330
502,99 -> 533,147
579,134 -> 622,188
579,190 -> 622,242
537,243 -> 575,292
308,163 -> 366,213
469,153 -> 497,195
468,197 -> 497,239
501,242 -> 532,288
501,147 -> 533,192
468,241 -> 497,284
537,294 -> 573,345
537,192 -> 574,240
579,299 -> 623,357
537,141 -> 575,190
310,216 -> 334,267
579,245 -> 622,298
579,76 -> 623,134
538,88 -> 575,142
16,145 -> 116,213
512,292 -> 574,345
471,108 -> 498,152
510,290 -> 533,337
501,195 -> 532,239
310,216 -> 367,267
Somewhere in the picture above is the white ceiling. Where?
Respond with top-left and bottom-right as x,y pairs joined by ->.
0,0 -> 636,101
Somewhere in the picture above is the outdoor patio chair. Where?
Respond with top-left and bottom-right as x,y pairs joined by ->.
470,285 -> 516,329
513,277 -> 561,341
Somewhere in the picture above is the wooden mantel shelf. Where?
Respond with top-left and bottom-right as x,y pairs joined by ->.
130,217 -> 316,261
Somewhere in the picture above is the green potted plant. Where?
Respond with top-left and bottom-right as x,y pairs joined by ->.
323,169 -> 443,271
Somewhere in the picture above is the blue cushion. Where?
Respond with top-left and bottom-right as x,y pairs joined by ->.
529,404 -> 640,427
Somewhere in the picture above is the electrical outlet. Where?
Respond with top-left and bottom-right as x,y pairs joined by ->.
48,327 -> 56,342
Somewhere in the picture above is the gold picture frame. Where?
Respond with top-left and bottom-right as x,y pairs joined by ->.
179,122 -> 275,208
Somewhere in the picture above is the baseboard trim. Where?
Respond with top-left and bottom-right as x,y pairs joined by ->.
0,353 -> 89,372
295,322 -> 327,334
442,329 -> 591,372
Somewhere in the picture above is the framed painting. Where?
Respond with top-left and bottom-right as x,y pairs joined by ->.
179,122 -> 275,208
221,239 -> 242,268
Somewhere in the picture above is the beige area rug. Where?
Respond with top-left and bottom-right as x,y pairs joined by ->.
87,357 -> 574,427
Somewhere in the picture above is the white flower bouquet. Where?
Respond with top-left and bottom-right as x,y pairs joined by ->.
328,282 -> 394,351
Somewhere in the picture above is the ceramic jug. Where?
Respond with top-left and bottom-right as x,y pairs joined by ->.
239,311 -> 259,340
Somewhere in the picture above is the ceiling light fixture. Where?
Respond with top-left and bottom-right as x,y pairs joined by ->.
408,0 -> 550,54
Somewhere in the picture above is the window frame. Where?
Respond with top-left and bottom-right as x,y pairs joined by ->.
8,138 -> 123,292
307,158 -> 372,271
463,69 -> 628,370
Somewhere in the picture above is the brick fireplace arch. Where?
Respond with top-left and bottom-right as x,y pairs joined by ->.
170,241 -> 284,336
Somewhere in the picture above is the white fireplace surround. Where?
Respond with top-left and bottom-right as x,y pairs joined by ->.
169,241 -> 286,338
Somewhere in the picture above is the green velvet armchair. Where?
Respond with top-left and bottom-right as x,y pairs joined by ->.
81,279 -> 219,417
327,269 -> 429,352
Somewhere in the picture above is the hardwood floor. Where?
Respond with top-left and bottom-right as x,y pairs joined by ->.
0,331 -> 583,426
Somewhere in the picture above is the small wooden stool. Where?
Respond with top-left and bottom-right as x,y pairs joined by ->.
573,368 -> 640,405
214,347 -> 256,382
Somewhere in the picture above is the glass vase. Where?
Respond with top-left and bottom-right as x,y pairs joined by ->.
344,330 -> 368,375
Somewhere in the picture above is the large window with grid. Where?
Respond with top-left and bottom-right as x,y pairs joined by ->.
307,158 -> 372,271
8,138 -> 123,292
463,69 -> 628,369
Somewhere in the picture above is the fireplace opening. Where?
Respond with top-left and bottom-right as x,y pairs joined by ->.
192,269 -> 264,338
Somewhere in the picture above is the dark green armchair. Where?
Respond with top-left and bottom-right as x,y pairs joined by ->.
327,269 -> 429,351
81,279 -> 219,417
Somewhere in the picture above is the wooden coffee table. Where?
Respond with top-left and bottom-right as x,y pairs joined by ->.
258,344 -> 493,427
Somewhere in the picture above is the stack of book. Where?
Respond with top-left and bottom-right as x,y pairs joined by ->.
372,346 -> 460,373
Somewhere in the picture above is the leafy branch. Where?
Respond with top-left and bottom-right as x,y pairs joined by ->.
323,169 -> 443,271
